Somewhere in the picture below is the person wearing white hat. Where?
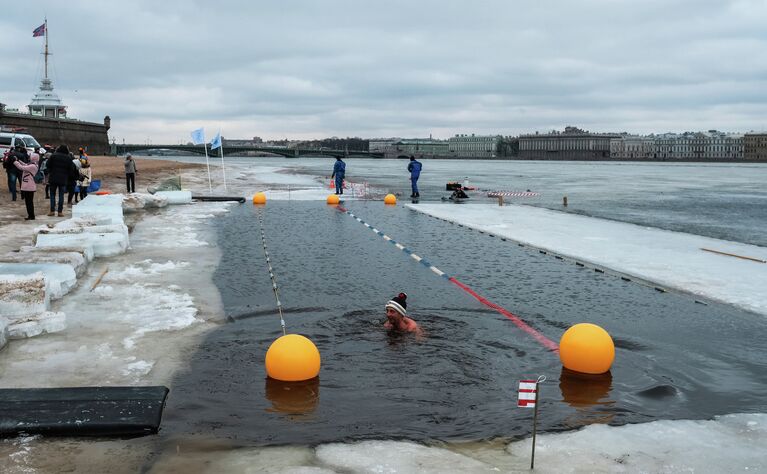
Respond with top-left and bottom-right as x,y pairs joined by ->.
384,292 -> 422,334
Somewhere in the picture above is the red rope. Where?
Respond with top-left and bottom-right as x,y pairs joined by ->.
449,277 -> 559,353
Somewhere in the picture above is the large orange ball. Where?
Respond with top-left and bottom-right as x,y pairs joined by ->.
327,194 -> 340,205
384,194 -> 397,205
559,323 -> 615,374
252,192 -> 267,205
265,334 -> 321,381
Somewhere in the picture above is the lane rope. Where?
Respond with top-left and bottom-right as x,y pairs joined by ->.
337,205 -> 559,352
256,208 -> 287,335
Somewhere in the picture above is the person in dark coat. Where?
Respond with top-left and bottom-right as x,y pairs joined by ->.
330,157 -> 346,195
46,145 -> 77,216
407,155 -> 422,198
3,146 -> 27,201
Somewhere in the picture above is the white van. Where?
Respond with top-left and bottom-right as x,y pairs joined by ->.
0,131 -> 42,156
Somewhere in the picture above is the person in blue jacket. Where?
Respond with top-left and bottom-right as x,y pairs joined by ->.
407,155 -> 422,197
331,157 -> 346,194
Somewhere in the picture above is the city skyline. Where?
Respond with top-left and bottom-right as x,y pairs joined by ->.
2,1 -> 766,143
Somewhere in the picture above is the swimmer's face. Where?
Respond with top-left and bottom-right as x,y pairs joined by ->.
386,307 -> 402,323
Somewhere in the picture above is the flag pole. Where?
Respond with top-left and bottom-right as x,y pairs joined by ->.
219,130 -> 227,191
203,143 -> 212,193
530,375 -> 546,470
44,18 -> 49,79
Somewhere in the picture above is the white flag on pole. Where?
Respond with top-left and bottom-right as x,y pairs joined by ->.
191,128 -> 206,145
210,132 -> 222,150
517,380 -> 538,408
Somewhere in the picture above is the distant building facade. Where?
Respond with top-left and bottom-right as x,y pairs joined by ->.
386,138 -> 449,157
614,131 -> 744,160
447,134 -> 500,158
519,126 -> 618,160
610,135 -> 655,159
369,138 -> 401,152
744,133 -> 767,160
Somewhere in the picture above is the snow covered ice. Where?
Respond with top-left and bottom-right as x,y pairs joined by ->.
408,203 -> 767,317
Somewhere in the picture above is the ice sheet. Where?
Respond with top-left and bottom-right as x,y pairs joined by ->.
0,263 -> 76,300
18,245 -> 95,263
122,192 -> 168,212
0,273 -> 49,319
154,190 -> 193,204
35,232 -> 128,258
2,250 -> 88,278
408,203 -> 767,316
6,312 -> 66,340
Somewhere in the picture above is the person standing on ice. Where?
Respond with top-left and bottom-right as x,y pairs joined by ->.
407,155 -> 422,198
330,157 -> 346,194
384,293 -> 422,335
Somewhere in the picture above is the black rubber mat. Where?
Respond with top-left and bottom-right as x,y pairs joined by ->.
0,386 -> 169,437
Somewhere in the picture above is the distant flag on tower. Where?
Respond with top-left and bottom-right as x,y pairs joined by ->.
210,132 -> 222,150
190,128 -> 205,145
33,23 -> 46,37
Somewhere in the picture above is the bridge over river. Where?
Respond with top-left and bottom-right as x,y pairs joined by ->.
114,143 -> 384,158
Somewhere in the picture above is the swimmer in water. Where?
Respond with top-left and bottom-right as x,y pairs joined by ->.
384,293 -> 423,335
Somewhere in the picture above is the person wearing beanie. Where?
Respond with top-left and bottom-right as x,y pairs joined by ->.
384,292 -> 422,334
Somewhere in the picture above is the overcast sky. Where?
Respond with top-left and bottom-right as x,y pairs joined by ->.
2,1 -> 766,143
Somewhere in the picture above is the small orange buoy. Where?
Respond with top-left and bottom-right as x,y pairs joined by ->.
327,194 -> 340,205
384,194 -> 397,205
265,334 -> 321,382
252,192 -> 267,205
559,323 -> 615,374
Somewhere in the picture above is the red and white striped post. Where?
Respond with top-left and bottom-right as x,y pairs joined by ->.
518,375 -> 546,469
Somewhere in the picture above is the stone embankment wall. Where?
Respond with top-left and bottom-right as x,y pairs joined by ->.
0,112 -> 110,154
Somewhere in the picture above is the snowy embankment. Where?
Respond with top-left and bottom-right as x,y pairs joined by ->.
0,192 -> 181,351
408,203 -> 767,317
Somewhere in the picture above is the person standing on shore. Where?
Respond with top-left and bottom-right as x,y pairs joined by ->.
67,154 -> 81,205
40,146 -> 52,198
3,146 -> 26,201
47,145 -> 76,217
124,154 -> 137,193
330,157 -> 346,195
407,155 -> 422,198
78,159 -> 92,201
12,149 -> 39,220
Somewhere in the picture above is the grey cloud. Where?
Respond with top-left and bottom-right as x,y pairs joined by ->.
2,0 -> 766,142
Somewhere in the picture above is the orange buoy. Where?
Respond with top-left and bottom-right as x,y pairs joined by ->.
265,334 -> 321,382
252,192 -> 267,205
559,323 -> 615,374
327,194 -> 340,205
384,194 -> 397,205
